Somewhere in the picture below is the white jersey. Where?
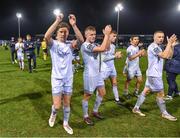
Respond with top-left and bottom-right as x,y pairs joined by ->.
101,44 -> 116,71
81,42 -> 100,77
50,40 -> 73,79
126,45 -> 140,70
15,42 -> 24,56
146,42 -> 164,77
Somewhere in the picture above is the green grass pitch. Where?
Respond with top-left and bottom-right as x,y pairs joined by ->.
0,46 -> 179,137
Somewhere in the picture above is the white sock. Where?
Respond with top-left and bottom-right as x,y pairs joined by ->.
93,95 -> 103,112
82,100 -> 89,118
113,85 -> 119,101
22,61 -> 24,69
134,92 -> 146,109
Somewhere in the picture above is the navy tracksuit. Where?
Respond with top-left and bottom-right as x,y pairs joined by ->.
35,39 -> 41,56
24,40 -> 36,72
164,44 -> 180,96
9,40 -> 17,63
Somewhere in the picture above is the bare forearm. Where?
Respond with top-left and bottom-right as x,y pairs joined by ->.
168,46 -> 174,59
129,53 -> 141,61
101,35 -> 110,50
103,55 -> 115,62
44,20 -> 60,43
72,24 -> 84,43
162,44 -> 172,59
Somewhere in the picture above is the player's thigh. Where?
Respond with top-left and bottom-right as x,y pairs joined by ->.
51,77 -> 63,96
83,75 -> 98,94
52,95 -> 62,109
63,77 -> 73,95
145,77 -> 163,92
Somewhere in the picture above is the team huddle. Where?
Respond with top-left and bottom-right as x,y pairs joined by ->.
44,13 -> 178,135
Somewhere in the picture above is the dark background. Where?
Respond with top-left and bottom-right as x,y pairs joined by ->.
1,0 -> 180,39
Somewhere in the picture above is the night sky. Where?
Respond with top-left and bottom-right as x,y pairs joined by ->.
1,0 -> 180,39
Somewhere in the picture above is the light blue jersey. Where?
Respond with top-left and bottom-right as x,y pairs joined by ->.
81,42 -> 100,77
102,44 -> 116,68
81,41 -> 104,93
146,42 -> 163,77
101,44 -> 117,79
50,39 -> 73,79
15,42 -> 24,60
126,45 -> 140,70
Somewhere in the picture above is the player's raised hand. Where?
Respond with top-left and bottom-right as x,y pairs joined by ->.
103,25 -> 112,35
167,34 -> 177,46
69,14 -> 76,26
56,13 -> 64,22
140,49 -> 146,57
115,51 -> 122,59
71,40 -> 78,49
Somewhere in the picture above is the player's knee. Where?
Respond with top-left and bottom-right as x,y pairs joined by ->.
83,93 -> 91,101
142,87 -> 150,95
53,102 -> 61,109
138,78 -> 143,83
99,90 -> 106,97
63,102 -> 70,107
157,91 -> 164,98
112,82 -> 117,86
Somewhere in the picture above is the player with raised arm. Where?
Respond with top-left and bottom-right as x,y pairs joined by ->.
45,13 -> 84,134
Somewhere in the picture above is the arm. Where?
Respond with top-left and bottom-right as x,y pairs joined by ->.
158,34 -> 177,59
103,54 -> 115,62
69,14 -> 84,44
15,44 -> 18,51
128,49 -> 145,61
93,25 -> 112,52
103,50 -> 122,62
44,13 -> 64,45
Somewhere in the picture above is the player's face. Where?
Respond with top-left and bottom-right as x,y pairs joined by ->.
26,35 -> 31,40
154,33 -> 164,45
18,38 -> 22,43
110,33 -> 117,43
131,37 -> 139,46
56,27 -> 69,42
85,30 -> 96,43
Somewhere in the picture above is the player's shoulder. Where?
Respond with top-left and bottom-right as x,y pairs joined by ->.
149,42 -> 158,49
110,43 -> 116,48
127,45 -> 134,51
148,42 -> 162,54
81,42 -> 89,48
65,40 -> 73,44
82,41 -> 94,48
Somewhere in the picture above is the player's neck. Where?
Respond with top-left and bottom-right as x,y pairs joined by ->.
85,40 -> 93,44
153,41 -> 162,46
57,39 -> 66,43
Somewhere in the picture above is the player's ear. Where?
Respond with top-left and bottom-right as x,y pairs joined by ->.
84,31 -> 88,38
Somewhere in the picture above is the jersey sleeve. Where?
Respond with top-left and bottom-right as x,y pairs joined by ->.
151,45 -> 162,56
15,43 -> 18,50
127,47 -> 133,58
49,39 -> 57,50
84,44 -> 96,52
